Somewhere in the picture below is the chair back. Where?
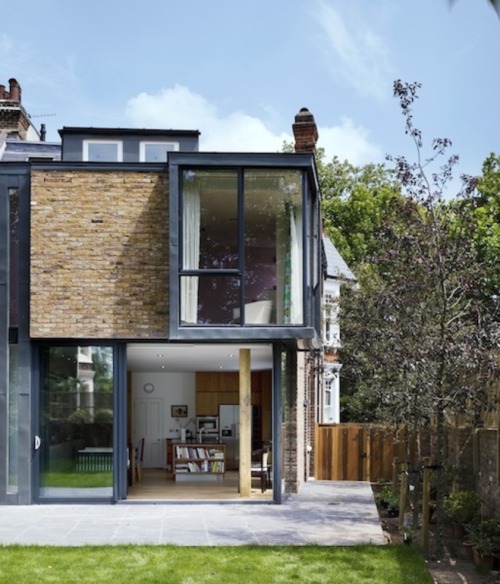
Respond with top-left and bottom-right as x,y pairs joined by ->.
136,438 -> 145,462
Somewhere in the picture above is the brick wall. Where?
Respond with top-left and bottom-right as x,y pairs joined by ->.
0,101 -> 30,138
30,169 -> 169,338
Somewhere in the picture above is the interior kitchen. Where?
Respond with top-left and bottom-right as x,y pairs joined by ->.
126,343 -> 273,500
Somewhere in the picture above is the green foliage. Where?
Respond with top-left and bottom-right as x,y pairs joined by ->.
94,408 -> 113,424
337,82 -> 499,429
374,485 -> 399,511
92,346 -> 113,393
443,490 -> 483,525
467,153 -> 500,297
66,408 -> 91,425
0,545 -> 434,584
468,518 -> 500,556
318,154 -> 404,270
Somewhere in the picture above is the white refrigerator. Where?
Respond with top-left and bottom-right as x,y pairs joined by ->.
219,405 -> 239,470
219,405 -> 260,469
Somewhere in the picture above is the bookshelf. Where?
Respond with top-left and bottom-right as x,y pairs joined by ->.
173,443 -> 226,481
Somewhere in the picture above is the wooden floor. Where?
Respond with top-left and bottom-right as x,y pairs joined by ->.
127,469 -> 273,501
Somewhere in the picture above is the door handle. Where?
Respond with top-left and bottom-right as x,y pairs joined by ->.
34,435 -> 41,450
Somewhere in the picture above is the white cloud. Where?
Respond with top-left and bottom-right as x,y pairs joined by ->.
313,1 -> 392,99
319,117 -> 384,165
126,85 -> 290,153
125,85 -> 382,166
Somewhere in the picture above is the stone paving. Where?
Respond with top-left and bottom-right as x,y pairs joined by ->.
0,480 -> 386,547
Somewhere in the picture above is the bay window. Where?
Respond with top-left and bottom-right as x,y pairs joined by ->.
169,153 -> 320,339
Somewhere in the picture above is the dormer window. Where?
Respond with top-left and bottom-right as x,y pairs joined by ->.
83,140 -> 123,162
140,142 -> 179,162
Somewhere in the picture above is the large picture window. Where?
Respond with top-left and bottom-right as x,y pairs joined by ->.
179,167 -> 304,326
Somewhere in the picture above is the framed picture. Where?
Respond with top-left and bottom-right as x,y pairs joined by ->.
171,405 -> 188,418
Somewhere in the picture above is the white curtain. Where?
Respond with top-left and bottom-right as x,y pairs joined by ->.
181,180 -> 200,323
289,204 -> 303,324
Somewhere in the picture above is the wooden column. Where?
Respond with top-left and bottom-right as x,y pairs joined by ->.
239,348 -> 251,497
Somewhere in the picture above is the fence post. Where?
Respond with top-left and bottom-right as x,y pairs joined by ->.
392,457 -> 399,496
497,385 -> 500,485
421,456 -> 431,554
398,462 -> 408,530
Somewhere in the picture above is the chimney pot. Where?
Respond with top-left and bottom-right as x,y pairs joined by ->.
8,78 -> 21,103
0,85 -> 5,100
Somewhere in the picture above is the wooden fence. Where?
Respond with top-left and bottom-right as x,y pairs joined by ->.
314,423 -> 421,482
314,423 -> 499,515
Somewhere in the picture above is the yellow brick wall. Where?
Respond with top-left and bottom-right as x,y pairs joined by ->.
30,169 -> 169,338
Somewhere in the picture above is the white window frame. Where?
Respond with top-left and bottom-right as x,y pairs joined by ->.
83,140 -> 123,162
140,141 -> 179,162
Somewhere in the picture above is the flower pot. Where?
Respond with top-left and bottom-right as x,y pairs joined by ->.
453,521 -> 466,540
462,540 -> 474,561
472,548 -> 495,571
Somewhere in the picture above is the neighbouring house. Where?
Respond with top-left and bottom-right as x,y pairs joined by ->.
1,78 -> 341,505
320,236 -> 356,424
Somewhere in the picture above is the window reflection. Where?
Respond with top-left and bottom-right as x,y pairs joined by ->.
180,168 -> 304,326
39,346 -> 114,499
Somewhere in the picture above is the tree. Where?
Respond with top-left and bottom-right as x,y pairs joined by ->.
466,153 -> 500,298
319,156 -> 404,269
449,0 -> 500,15
338,80 -> 499,556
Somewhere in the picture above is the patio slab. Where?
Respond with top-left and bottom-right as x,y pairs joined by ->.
0,481 -> 386,547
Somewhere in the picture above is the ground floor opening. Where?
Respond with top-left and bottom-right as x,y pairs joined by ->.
33,342 -> 285,504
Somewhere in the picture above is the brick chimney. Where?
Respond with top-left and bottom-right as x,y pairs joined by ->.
292,107 -> 318,153
0,78 -> 37,140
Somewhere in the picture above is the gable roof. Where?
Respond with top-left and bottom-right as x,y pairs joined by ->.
322,236 -> 356,281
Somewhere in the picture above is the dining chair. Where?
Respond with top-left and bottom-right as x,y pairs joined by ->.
251,448 -> 270,493
135,438 -> 145,482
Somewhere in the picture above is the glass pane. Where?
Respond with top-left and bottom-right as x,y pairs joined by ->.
39,346 -> 114,499
87,142 -> 119,162
182,170 -> 238,271
8,343 -> 19,494
245,170 -> 303,325
9,188 -> 19,327
143,142 -> 177,162
181,275 -> 239,325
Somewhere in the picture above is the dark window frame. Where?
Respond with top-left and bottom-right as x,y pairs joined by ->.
168,152 -> 321,342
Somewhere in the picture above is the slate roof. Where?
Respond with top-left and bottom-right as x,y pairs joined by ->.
322,236 -> 356,281
0,138 -> 61,161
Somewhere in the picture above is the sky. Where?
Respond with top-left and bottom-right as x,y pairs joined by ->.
1,0 -> 499,195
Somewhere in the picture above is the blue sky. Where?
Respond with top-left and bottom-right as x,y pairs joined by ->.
1,0 -> 499,193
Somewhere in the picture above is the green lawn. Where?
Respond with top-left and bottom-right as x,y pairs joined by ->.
41,470 -> 112,488
0,544 -> 433,583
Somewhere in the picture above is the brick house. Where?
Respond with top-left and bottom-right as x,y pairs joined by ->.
0,79 -> 331,504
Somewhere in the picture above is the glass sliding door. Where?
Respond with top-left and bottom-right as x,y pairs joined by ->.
38,345 -> 114,499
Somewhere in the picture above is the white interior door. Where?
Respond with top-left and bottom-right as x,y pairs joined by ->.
134,397 -> 164,468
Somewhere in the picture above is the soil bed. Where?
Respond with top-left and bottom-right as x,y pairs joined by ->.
379,509 -> 500,583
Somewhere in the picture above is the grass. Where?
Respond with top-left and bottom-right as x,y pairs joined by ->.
41,459 -> 112,488
41,470 -> 112,488
0,544 -> 434,583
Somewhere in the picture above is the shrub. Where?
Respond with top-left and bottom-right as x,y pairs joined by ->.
443,490 -> 482,525
468,518 -> 500,557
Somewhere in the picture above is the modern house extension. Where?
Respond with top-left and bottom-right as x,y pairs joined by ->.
1,82 -> 326,504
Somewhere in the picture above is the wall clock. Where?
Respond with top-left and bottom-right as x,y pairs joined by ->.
143,383 -> 155,394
